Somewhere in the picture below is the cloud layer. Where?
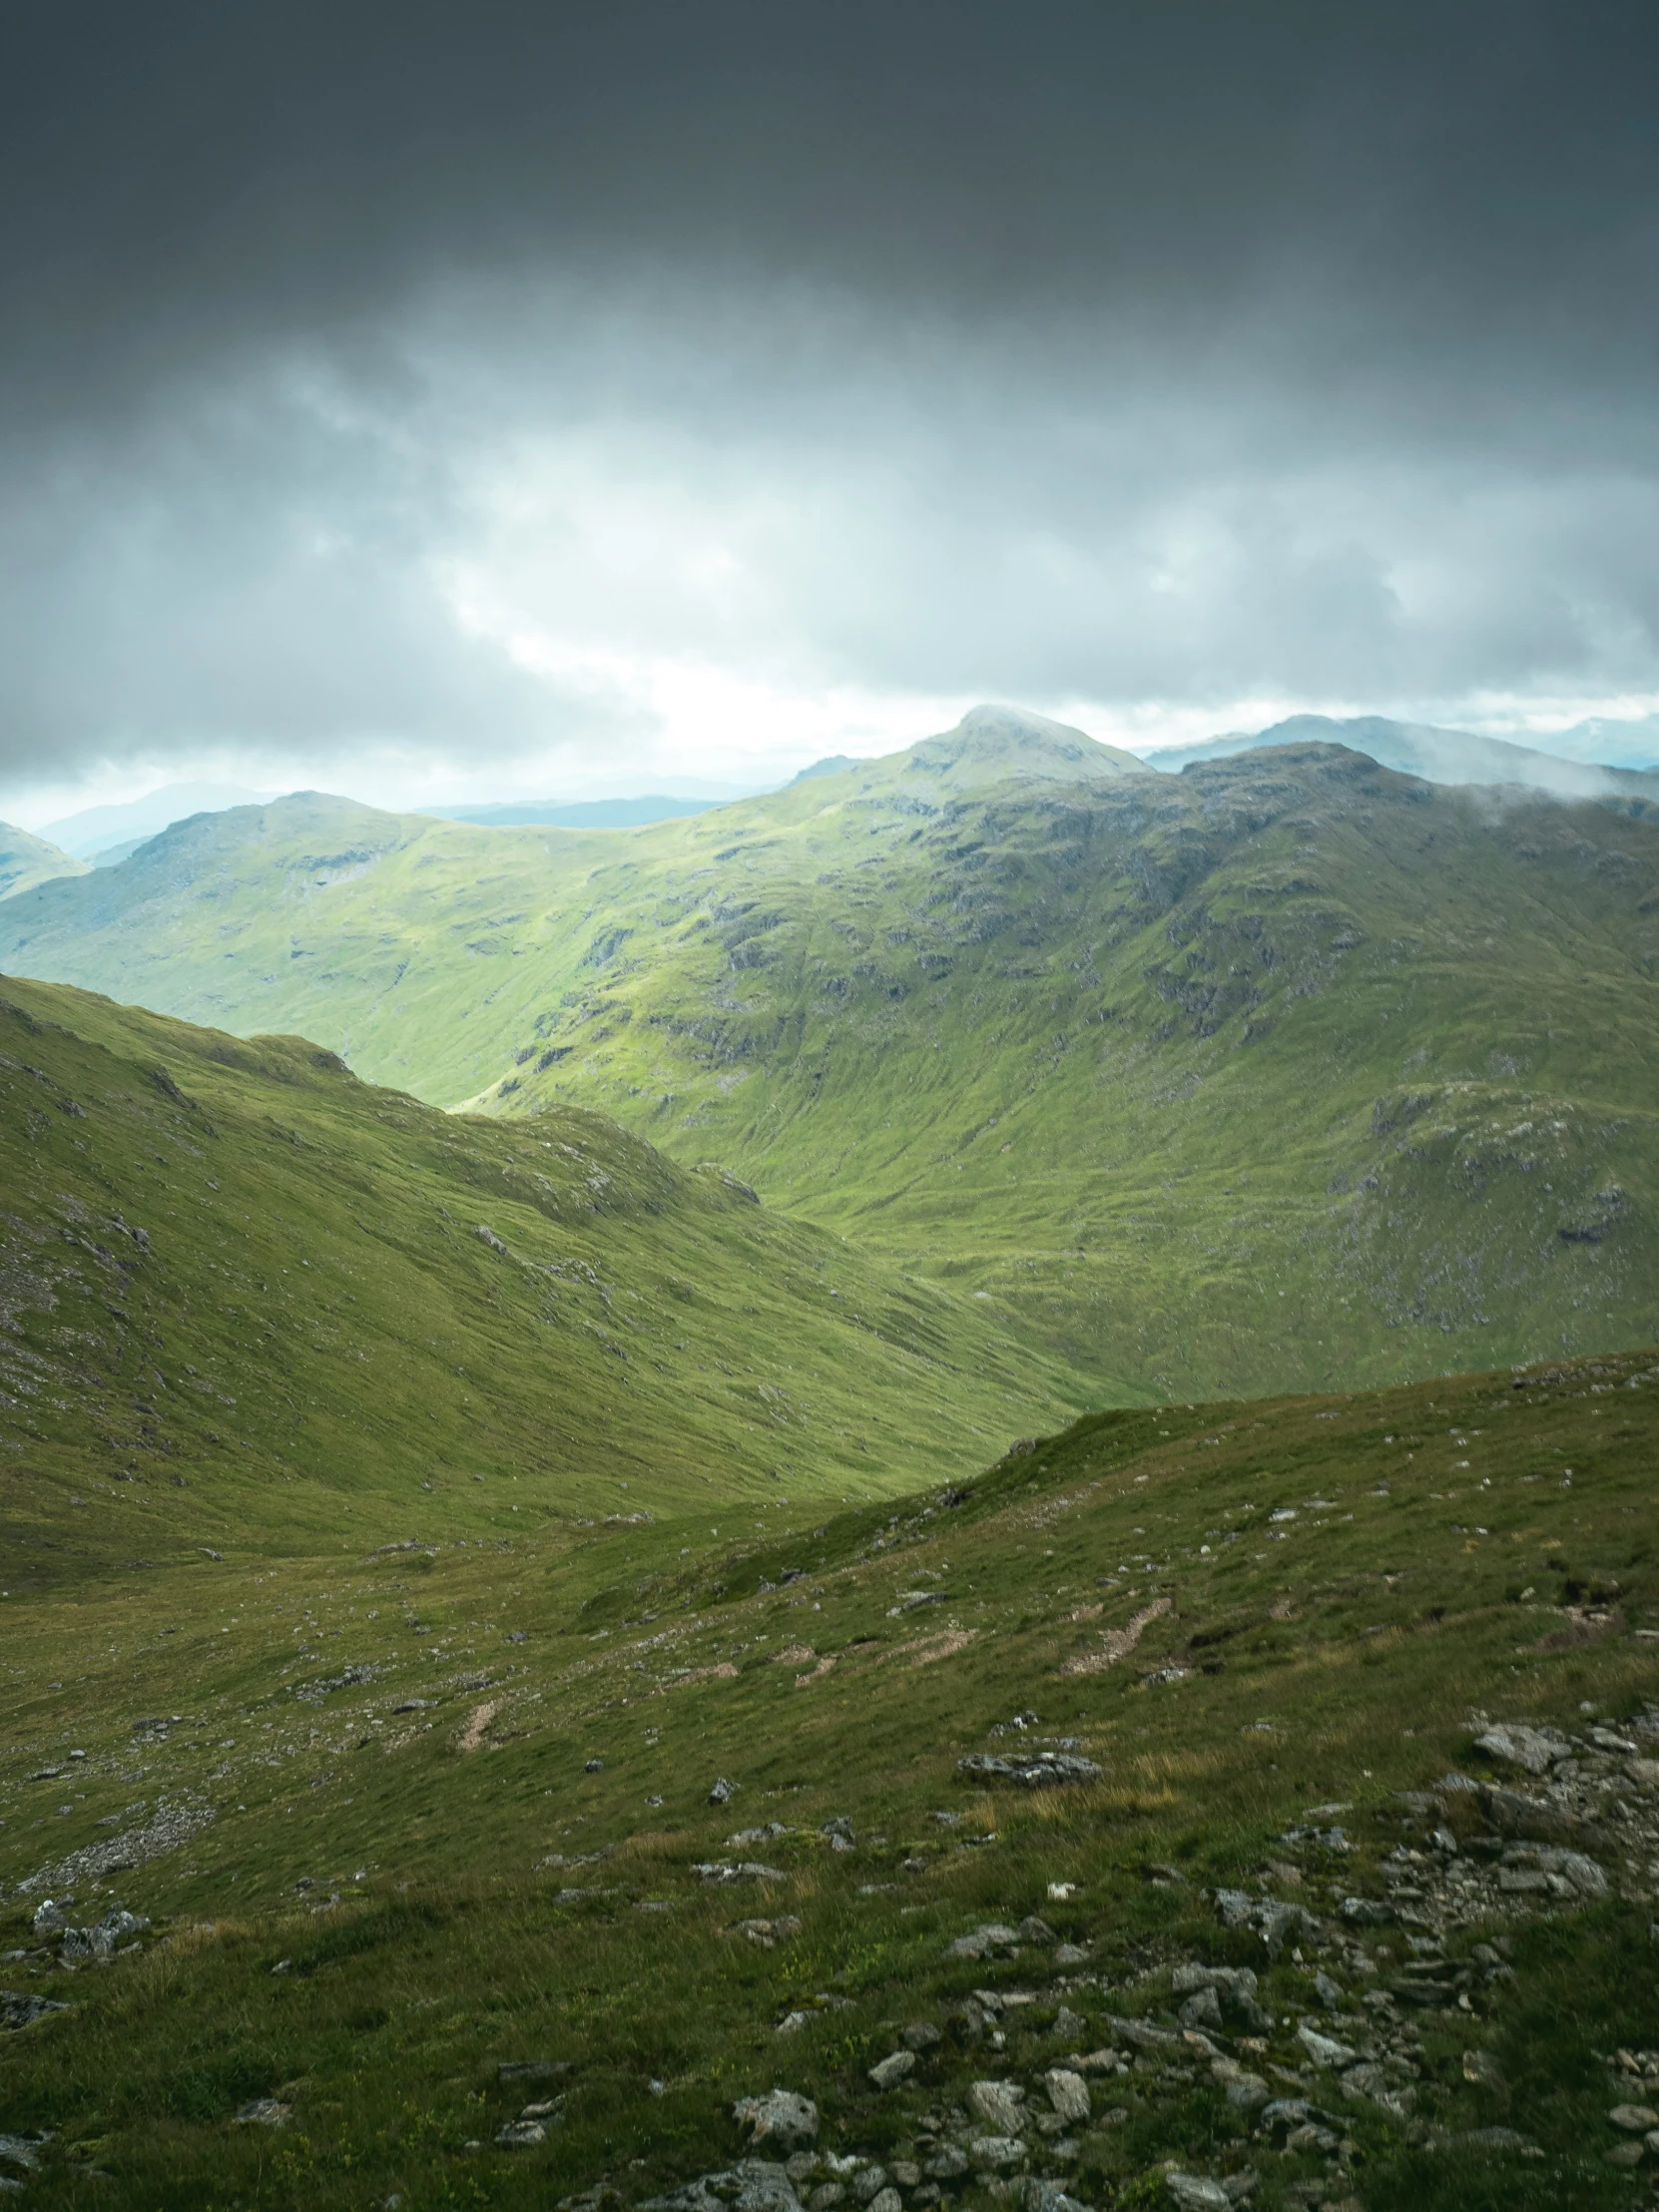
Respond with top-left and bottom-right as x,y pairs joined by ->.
3,2 -> 1658,802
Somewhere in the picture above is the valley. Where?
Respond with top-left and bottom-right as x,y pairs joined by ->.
2,717 -> 1658,2210
3,713 -> 1657,1402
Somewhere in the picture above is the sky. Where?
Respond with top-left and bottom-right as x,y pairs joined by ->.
3,1 -> 1659,827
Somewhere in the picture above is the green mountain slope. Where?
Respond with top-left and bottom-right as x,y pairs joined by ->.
2,1344 -> 1656,2209
0,821 -> 87,902
5,720 -> 1659,1400
0,974 -> 1084,1584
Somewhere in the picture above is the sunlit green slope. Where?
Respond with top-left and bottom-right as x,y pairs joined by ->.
0,974 -> 1085,1585
4,720 -> 1659,1399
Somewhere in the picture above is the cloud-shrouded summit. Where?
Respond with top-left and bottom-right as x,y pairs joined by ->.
2,0 -> 1658,809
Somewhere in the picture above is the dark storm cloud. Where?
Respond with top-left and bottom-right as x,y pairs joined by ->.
2,0 -> 1658,787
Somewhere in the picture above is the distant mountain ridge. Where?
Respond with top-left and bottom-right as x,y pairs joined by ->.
37,780 -> 274,859
425,794 -> 725,829
1142,712 -> 1659,801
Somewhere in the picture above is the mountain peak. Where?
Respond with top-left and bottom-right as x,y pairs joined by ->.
902,702 -> 1145,784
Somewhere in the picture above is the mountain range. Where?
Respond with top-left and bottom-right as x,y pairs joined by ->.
3,704 -> 1656,1403
3,704 -> 1659,2207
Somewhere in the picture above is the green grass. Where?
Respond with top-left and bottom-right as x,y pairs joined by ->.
3,737 -> 1657,1402
2,1337 -> 1658,2208
0,973 -> 1086,1586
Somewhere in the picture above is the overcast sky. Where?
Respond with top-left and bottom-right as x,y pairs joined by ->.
3,1 -> 1658,823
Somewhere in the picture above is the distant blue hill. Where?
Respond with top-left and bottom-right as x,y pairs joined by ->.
421,795 -> 725,830
1141,713 -> 1659,801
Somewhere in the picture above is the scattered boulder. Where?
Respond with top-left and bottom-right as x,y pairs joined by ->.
1025,2184 -> 1090,2212
734,2090 -> 820,2154
967,2080 -> 1026,2134
967,2137 -> 1026,2172
947,1923 -> 1022,1959
496,2119 -> 548,2147
30,1901 -> 65,1937
1473,1724 -> 1571,1776
866,2051 -> 914,2092
1043,2068 -> 1090,2124
1610,2105 -> 1659,2132
0,1991 -> 68,2031
643,2161 -> 805,2212
902,2021 -> 942,2051
233,2099 -> 291,2128
1297,2025 -> 1358,2069
957,1753 -> 1101,1788
1164,2177 -> 1231,2211
710,1778 -> 737,1806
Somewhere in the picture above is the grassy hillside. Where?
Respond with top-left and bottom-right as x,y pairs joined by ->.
1,1344 -> 1656,2208
0,823 -> 87,902
4,721 -> 1659,1401
0,973 -> 1086,1588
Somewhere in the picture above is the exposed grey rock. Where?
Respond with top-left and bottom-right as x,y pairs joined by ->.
1338,1896 -> 1391,1926
0,2137 -> 43,2173
957,1753 -> 1101,1788
1213,1890 -> 1318,1954
233,2099 -> 291,2128
1610,2104 -> 1659,2132
809,2188 -> 844,2210
734,2089 -> 819,2153
1053,1943 -> 1089,1967
1340,2062 -> 1414,2118
1297,2025 -> 1358,2068
0,1991 -> 68,2031
1502,1845 -> 1608,1898
968,2136 -> 1026,2171
1023,2182 -> 1091,2212
1044,2069 -> 1090,2123
30,1902 -> 65,1937
1179,1985 -> 1222,2030
1473,1724 -> 1571,1776
20,1797 -> 214,1893
1209,2058 -> 1270,2112
1018,1916 -> 1058,1943
710,1778 -> 737,1805
865,2191 -> 901,2212
1462,2050 -> 1506,2092
902,2021 -> 942,2051
1163,2178 -> 1231,2211
948,1923 -> 1022,1958
1052,2005 -> 1086,2041
867,2051 -> 915,2091
968,2081 -> 1027,2133
496,2119 -> 548,2147
1105,2014 -> 1181,2052
924,2147 -> 970,2180
1426,2127 -> 1539,2153
645,2161 -> 804,2212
